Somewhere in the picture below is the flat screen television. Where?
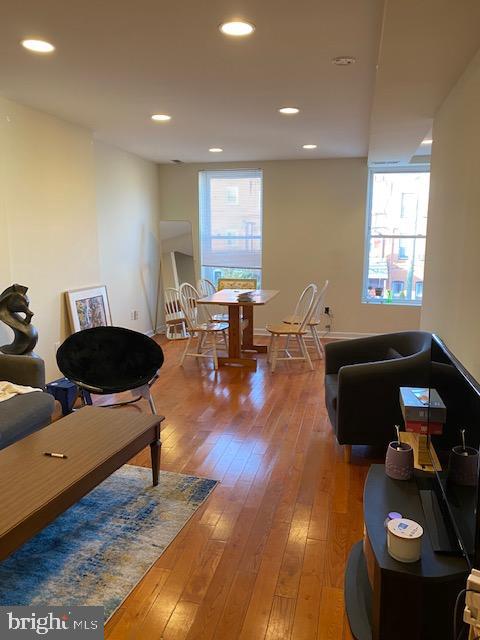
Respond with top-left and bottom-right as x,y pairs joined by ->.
420,335 -> 480,569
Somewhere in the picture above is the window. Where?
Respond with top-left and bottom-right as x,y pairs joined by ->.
199,169 -> 262,286
363,167 -> 430,305
398,239 -> 408,260
225,186 -> 239,205
392,280 -> 404,297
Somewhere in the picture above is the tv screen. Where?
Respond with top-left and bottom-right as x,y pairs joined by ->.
424,336 -> 480,568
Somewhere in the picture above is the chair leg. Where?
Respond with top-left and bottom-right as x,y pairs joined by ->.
344,445 -> 352,464
147,389 -> 157,415
311,326 -> 323,359
267,333 -> 274,363
271,335 -> 279,373
197,332 -> 205,354
212,332 -> 218,370
285,334 -> 291,356
180,336 -> 192,366
298,335 -> 313,370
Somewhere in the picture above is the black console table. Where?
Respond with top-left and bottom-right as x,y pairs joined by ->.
345,464 -> 469,640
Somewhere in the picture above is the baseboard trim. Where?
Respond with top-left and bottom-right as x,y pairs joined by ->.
146,324 -> 166,337
149,326 -> 375,341
253,328 -> 376,341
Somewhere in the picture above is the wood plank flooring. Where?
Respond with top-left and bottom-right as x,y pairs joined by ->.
103,336 -> 375,640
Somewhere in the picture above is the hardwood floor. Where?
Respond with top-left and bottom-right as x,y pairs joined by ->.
103,336 -> 372,640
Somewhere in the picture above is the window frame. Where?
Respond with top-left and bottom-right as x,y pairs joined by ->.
362,164 -> 430,307
198,168 -> 264,285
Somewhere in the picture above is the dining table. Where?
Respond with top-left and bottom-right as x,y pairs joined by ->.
198,289 -> 279,370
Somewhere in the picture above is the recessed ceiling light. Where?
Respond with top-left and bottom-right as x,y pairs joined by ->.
421,139 -> 433,145
151,114 -> 171,122
302,144 -> 317,149
278,107 -> 300,115
209,148 -> 223,153
332,56 -> 356,66
219,21 -> 255,36
21,39 -> 55,53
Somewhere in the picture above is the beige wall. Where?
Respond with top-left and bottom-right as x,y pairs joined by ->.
421,49 -> 480,380
0,97 -> 100,376
0,98 -> 161,379
95,141 -> 161,336
158,160 -> 421,334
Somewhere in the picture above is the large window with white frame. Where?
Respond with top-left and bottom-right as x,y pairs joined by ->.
363,166 -> 430,305
199,169 -> 263,286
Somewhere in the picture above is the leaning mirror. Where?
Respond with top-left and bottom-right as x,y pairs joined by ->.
159,221 -> 195,340
159,221 -> 195,291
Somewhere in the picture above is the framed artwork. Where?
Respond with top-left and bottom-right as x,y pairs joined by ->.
66,286 -> 112,332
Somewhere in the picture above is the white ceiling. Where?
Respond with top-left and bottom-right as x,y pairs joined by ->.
1,1 -> 480,164
0,0 -> 383,163
368,0 -> 480,164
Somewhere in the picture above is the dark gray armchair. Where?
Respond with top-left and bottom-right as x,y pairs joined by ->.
0,354 -> 55,450
324,331 -> 432,462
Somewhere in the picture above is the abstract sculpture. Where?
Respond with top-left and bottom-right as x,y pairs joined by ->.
0,284 -> 38,355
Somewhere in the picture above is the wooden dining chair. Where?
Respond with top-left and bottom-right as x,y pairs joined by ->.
283,280 -> 329,358
164,287 -> 188,340
178,283 -> 228,370
197,278 -> 216,297
197,278 -> 228,322
266,283 -> 318,372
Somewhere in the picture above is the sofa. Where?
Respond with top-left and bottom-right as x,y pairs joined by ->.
324,331 -> 432,462
0,353 -> 55,450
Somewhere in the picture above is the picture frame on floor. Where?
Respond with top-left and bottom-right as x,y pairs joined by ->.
65,285 -> 112,332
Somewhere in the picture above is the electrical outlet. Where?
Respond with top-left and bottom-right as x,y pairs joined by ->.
130,310 -> 139,321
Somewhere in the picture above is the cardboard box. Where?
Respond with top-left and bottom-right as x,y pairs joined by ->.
404,420 -> 444,436
399,387 -> 446,436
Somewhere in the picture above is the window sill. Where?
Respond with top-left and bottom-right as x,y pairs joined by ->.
362,299 -> 422,308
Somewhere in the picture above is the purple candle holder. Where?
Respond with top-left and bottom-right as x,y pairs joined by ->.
385,441 -> 414,481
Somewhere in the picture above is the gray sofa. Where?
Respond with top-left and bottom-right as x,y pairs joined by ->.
324,331 -> 432,462
0,354 -> 55,450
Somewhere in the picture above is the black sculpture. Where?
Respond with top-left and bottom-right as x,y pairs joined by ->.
0,284 -> 38,355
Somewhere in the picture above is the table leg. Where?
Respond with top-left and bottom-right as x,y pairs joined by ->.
228,305 -> 241,358
218,305 -> 256,369
150,427 -> 161,486
242,305 -> 268,353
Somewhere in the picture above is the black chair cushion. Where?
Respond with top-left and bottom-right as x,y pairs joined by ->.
56,326 -> 164,394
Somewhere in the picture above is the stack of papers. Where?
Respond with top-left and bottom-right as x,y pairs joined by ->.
237,290 -> 256,302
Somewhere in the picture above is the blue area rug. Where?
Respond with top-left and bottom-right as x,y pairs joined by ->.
0,465 -> 217,620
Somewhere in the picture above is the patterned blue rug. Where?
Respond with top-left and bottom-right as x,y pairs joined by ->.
0,465 -> 217,620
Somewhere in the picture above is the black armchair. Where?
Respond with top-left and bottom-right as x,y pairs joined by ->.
324,331 -> 432,461
56,326 -> 164,414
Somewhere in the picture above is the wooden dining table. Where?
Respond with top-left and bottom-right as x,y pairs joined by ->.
198,289 -> 279,370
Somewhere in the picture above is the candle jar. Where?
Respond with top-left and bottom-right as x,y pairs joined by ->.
385,442 -> 414,481
448,446 -> 479,486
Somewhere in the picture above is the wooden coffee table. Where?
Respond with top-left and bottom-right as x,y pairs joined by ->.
0,406 -> 164,561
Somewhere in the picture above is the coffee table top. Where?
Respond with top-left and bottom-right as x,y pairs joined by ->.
0,406 -> 163,539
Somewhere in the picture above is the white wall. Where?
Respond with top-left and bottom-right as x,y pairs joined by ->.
421,49 -> 480,380
0,98 -> 161,379
158,160 -> 421,335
